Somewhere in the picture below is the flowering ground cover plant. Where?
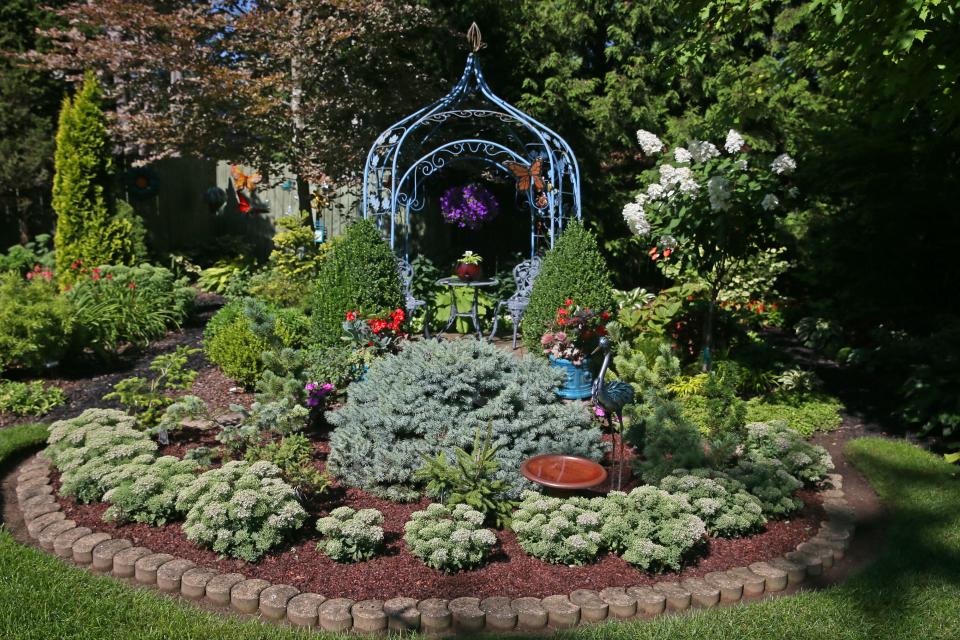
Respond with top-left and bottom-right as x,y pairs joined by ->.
540,298 -> 610,365
315,506 -> 385,562
511,491 -> 604,565
440,183 -> 499,230
101,455 -> 201,526
658,468 -> 766,537
403,502 -> 497,572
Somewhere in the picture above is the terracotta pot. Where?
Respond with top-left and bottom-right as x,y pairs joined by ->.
455,262 -> 482,281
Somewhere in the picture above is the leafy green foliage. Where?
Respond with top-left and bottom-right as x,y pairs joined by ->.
403,503 -> 497,573
0,379 -> 65,416
745,395 -> 843,437
315,507 -> 385,563
248,212 -> 328,309
309,220 -> 402,346
175,460 -> 306,562
46,408 -> 157,503
0,272 -> 72,371
414,427 -> 517,528
0,235 -> 55,275
52,72 -> 145,282
658,469 -> 765,538
327,339 -> 603,501
196,259 -> 254,296
204,316 -> 269,388
66,264 -> 195,359
511,492 -> 604,565
101,455 -> 200,526
522,220 -> 615,352
244,434 -> 329,499
744,421 -> 833,485
594,486 -> 706,572
103,346 -> 199,428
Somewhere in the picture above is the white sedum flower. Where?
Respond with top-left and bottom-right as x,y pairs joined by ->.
636,129 -> 664,155
724,129 -> 745,154
761,193 -> 780,210
770,153 -> 797,175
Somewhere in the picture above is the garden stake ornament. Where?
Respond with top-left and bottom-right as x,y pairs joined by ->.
591,336 -> 636,490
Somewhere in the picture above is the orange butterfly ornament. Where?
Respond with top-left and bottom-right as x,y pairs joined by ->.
231,165 -> 262,192
504,157 -> 545,192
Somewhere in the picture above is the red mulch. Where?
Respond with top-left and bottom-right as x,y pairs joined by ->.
51,463 -> 824,601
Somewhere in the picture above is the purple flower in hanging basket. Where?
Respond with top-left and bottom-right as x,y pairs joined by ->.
440,183 -> 499,230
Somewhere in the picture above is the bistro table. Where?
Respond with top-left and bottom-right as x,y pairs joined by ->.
435,276 -> 499,339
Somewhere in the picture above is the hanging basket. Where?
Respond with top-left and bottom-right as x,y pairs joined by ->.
440,183 -> 499,230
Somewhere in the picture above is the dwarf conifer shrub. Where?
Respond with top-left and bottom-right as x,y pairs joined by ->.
310,220 -> 403,345
316,506 -> 385,562
658,469 -> 765,537
101,455 -> 200,525
511,492 -> 604,565
403,503 -> 497,572
728,458 -> 803,517
175,460 -> 306,561
596,486 -> 706,572
326,339 -> 604,501
0,273 -> 73,371
46,408 -> 157,503
744,421 -> 833,485
522,220 -> 614,352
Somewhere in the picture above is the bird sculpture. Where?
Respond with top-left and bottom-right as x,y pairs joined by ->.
591,336 -> 636,490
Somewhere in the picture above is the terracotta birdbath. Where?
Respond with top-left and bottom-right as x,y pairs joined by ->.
520,454 -> 607,495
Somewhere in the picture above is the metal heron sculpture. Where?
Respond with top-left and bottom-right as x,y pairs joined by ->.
591,336 -> 636,489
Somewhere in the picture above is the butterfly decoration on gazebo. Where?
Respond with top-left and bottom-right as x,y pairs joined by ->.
230,165 -> 270,214
504,157 -> 550,210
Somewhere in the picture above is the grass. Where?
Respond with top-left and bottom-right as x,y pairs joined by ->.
0,424 -> 958,639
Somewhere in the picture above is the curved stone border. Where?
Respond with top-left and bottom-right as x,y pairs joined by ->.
15,454 -> 855,634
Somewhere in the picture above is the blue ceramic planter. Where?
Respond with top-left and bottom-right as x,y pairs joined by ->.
549,355 -> 593,400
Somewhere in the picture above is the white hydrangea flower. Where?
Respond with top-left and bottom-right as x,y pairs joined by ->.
674,147 -> 692,164
646,182 -> 665,201
770,153 -> 797,175
636,129 -> 663,155
761,193 -> 780,210
724,129 -> 745,154
688,140 -> 720,163
707,176 -> 732,211
659,164 -> 699,196
622,199 -> 650,236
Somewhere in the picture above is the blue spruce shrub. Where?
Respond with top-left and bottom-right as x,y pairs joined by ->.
326,339 -> 604,501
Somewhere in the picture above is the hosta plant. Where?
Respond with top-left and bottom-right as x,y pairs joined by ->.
596,486 -> 706,572
744,421 -> 833,485
101,455 -> 200,525
510,491 -> 604,565
658,469 -> 765,537
315,506 -> 385,562
46,408 -> 157,503
175,460 -> 306,562
403,503 -> 497,573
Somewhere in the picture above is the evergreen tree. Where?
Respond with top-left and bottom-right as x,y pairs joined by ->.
522,220 -> 614,352
52,71 -> 144,281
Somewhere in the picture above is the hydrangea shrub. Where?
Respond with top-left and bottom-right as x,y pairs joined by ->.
175,460 -> 306,562
745,421 -> 833,484
46,408 -> 157,503
728,458 -> 804,516
101,455 -> 200,525
510,491 -> 604,565
403,503 -> 497,572
596,487 -> 706,572
327,339 -> 604,501
658,469 -> 766,537
315,506 -> 385,562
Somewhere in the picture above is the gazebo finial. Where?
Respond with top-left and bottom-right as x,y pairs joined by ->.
467,22 -> 485,53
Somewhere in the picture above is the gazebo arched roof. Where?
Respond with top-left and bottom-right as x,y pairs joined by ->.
361,49 -> 582,259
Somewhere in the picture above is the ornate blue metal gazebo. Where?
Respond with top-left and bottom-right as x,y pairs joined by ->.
361,26 -> 582,260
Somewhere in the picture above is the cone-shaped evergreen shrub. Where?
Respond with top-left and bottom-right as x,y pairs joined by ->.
53,72 -> 145,282
522,220 -> 614,352
310,219 -> 402,345
326,339 -> 605,501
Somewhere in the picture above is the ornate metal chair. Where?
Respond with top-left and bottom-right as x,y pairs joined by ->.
397,258 -> 430,338
489,256 -> 542,349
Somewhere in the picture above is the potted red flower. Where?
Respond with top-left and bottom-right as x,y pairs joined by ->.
540,299 -> 610,399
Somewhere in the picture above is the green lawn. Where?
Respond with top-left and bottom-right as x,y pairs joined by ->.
0,424 -> 957,639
